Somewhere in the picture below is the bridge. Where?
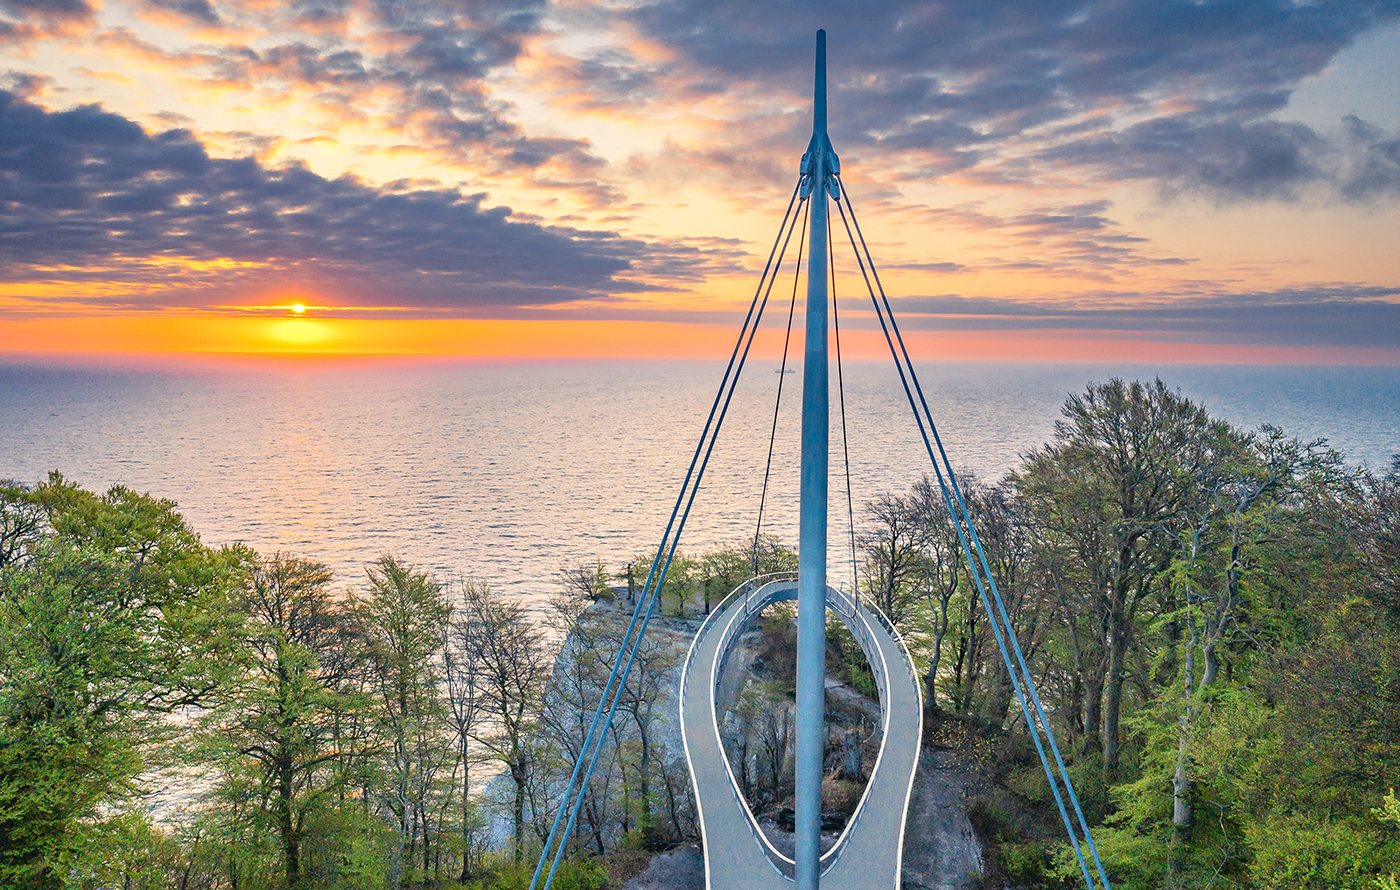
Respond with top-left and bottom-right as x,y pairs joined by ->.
529,29 -> 1113,890
680,577 -> 922,889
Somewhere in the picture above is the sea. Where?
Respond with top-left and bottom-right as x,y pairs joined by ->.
2,356 -> 1397,612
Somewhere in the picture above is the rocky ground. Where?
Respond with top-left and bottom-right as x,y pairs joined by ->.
621,844 -> 705,890
898,746 -> 984,890
621,738 -> 984,890
549,595 -> 989,890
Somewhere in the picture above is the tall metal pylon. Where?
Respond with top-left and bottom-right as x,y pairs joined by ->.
795,27 -> 839,890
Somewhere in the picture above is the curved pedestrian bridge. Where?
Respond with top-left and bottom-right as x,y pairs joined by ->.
680,576 -> 924,889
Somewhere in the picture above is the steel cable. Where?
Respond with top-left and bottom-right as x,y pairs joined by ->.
532,179 -> 806,890
752,199 -> 809,576
831,218 -> 860,600
833,175 -> 1112,890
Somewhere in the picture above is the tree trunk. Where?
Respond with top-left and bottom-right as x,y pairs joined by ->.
278,762 -> 300,889
952,631 -> 970,712
664,767 -> 684,840
460,737 -> 471,883
421,801 -> 431,882
511,761 -> 526,865
1102,563 -> 1132,780
1170,641 -> 1194,879
926,589 -> 952,713
1102,622 -> 1126,780
1081,665 -> 1103,756
986,656 -> 1014,729
639,728 -> 653,840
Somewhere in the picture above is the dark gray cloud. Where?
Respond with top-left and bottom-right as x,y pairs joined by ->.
0,91 -> 655,310
1339,114 -> 1400,200
1,0 -> 92,20
608,0 -> 1400,200
143,0 -> 220,25
883,287 -> 1400,349
1,0 -> 94,41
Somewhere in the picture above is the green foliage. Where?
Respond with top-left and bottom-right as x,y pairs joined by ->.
4,389 -> 1397,890
62,811 -> 188,890
480,855 -> 606,890
1247,811 -> 1391,890
1377,790 -> 1400,830
298,805 -> 394,890
196,552 -> 370,889
828,620 -> 877,698
357,554 -> 452,884
1051,829 -> 1164,890
631,549 -> 698,616
1000,841 -> 1052,885
0,474 -> 242,887
1192,686 -> 1279,814
1372,791 -> 1400,890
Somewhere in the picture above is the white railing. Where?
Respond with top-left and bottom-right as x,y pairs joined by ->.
680,574 -> 924,880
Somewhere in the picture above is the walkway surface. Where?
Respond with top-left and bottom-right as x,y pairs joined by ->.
679,578 -> 923,890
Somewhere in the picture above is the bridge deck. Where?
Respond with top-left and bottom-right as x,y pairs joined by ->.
680,580 -> 923,889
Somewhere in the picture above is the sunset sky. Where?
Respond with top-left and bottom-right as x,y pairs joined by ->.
2,0 -> 1398,362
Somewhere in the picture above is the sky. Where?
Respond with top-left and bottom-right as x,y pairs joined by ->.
2,0 -> 1399,362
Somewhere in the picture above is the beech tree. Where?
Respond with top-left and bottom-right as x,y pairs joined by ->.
538,583 -> 623,855
357,555 -> 452,885
909,475 -> 966,713
457,581 -> 550,864
0,475 -> 242,888
1018,379 -> 1225,779
443,596 -> 486,881
859,490 -> 931,626
200,553 -> 365,890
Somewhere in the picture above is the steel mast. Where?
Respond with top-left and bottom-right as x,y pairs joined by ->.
795,27 -> 838,890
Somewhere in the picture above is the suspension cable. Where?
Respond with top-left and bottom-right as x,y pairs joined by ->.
753,199 -> 809,576
833,174 -> 1112,890
832,182 -> 1094,887
833,178 -> 1108,883
833,182 -> 1093,887
532,179 -> 806,890
830,219 -> 860,601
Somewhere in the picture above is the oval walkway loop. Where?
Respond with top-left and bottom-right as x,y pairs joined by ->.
680,577 -> 924,890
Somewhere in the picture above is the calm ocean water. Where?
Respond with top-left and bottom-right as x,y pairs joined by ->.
2,357 -> 1397,609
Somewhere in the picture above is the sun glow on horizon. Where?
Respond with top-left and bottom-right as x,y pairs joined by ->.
1,315 -> 1398,366
269,318 -> 332,347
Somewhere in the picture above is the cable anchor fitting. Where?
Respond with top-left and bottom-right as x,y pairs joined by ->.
798,134 -> 840,200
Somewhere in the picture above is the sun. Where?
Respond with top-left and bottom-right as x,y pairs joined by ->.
291,303 -> 307,316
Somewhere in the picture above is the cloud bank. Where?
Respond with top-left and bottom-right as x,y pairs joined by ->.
0,90 -> 654,311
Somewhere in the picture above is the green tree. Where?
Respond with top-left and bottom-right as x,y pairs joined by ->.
0,474 -> 241,888
1017,379 -> 1227,779
700,536 -> 797,612
200,552 -> 366,890
443,586 -> 488,881
458,581 -> 551,864
357,554 -> 452,886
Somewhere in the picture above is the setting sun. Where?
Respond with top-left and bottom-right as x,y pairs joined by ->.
291,303 -> 306,316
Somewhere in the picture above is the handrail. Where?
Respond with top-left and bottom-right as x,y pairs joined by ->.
680,576 -> 799,879
681,574 -> 924,881
745,570 -> 799,615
